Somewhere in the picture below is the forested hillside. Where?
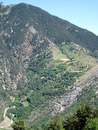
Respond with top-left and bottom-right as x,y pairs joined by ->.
0,3 -> 98,129
11,103 -> 98,130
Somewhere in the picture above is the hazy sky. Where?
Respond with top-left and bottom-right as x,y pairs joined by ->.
1,0 -> 98,35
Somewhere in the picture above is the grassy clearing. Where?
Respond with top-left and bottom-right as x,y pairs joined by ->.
60,42 -> 97,72
50,43 -> 69,62
22,101 -> 29,107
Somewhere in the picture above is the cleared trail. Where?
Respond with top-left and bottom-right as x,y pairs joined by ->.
3,107 -> 9,118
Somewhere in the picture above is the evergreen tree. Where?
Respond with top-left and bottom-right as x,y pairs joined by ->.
12,118 -> 29,130
45,115 -> 64,130
63,103 -> 93,130
83,118 -> 98,130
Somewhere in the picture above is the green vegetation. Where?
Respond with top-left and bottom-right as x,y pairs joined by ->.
83,118 -> 98,130
8,51 -> 83,119
12,118 -> 29,130
44,103 -> 98,130
0,3 -> 98,130
3,3 -> 98,54
11,103 -> 98,130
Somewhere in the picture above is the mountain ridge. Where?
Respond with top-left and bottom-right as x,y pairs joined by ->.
0,3 -> 98,129
3,3 -> 98,53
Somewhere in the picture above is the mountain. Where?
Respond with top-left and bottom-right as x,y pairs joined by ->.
0,3 -> 98,129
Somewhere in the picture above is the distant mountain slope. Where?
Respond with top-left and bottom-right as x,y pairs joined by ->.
0,3 -> 98,129
3,3 -> 98,53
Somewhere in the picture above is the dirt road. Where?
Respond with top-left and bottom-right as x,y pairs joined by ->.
0,107 -> 13,129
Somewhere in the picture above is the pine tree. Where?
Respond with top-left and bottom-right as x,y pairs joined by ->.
12,118 -> 29,130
